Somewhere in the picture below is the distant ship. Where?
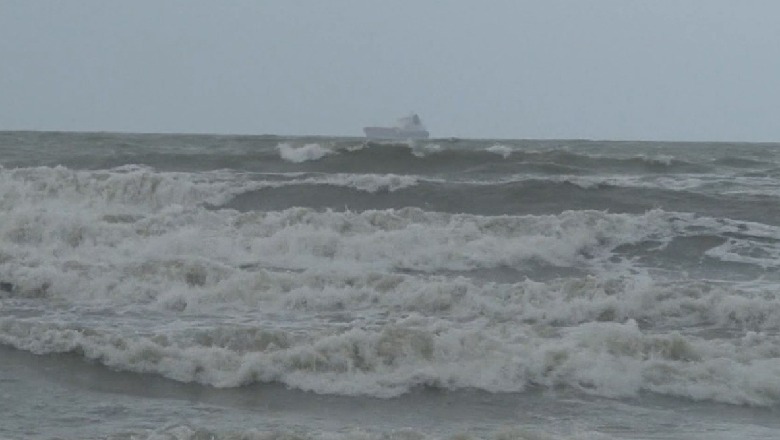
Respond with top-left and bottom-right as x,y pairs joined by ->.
364,114 -> 430,140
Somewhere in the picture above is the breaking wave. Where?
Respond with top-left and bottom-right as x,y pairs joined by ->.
3,193 -> 780,404
277,142 -> 335,163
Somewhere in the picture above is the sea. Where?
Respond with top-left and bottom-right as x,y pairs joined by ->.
1,131 -> 779,440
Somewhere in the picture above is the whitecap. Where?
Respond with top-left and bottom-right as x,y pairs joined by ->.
277,143 -> 334,163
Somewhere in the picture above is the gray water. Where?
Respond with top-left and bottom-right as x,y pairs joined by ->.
1,131 -> 779,439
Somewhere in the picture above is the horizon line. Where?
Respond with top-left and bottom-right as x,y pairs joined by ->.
1,128 -> 778,145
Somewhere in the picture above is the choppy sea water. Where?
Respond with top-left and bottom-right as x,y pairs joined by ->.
1,131 -> 779,439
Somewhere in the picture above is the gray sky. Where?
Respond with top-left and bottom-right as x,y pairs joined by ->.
2,1 -> 779,141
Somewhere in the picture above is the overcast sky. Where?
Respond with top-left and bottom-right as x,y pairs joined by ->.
2,1 -> 779,141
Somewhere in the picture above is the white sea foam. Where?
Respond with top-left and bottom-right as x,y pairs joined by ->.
245,173 -> 422,193
706,238 -> 780,269
312,173 -> 419,193
3,163 -> 780,405
410,143 -> 443,157
0,165 -> 256,210
2,296 -> 780,404
0,166 -> 426,224
487,144 -> 513,158
6,133 -> 780,440
3,175 -> 780,405
277,142 -> 335,162
553,174 -> 710,191
435,173 -> 719,193
532,172 -> 780,196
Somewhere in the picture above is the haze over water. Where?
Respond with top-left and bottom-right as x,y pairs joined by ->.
1,131 -> 780,439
